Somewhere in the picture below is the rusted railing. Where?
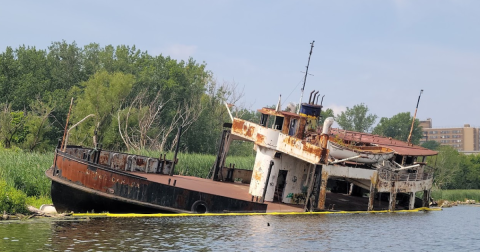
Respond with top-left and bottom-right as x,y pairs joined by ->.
379,170 -> 433,182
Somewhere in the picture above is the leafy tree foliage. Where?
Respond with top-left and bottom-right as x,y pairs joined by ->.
421,140 -> 441,150
0,42 -> 227,154
372,112 -> 423,144
336,103 -> 377,132
426,147 -> 480,190
0,104 -> 25,148
451,154 -> 480,189
427,146 -> 462,189
320,108 -> 334,124
70,71 -> 135,147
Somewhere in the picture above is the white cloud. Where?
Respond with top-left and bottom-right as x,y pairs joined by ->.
163,44 -> 198,61
326,104 -> 347,117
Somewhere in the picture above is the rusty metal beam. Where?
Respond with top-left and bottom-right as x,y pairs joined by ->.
368,172 -> 378,211
422,189 -> 430,208
260,161 -> 274,203
317,170 -> 329,210
389,181 -> 396,211
210,129 -> 231,181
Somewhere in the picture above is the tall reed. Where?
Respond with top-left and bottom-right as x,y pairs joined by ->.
0,149 -> 53,198
431,189 -> 480,202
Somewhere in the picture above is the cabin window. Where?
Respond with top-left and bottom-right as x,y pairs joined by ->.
260,114 -> 269,126
406,156 -> 414,165
395,155 -> 403,164
274,116 -> 284,130
288,119 -> 298,136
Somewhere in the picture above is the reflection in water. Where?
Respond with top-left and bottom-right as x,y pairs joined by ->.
1,206 -> 479,251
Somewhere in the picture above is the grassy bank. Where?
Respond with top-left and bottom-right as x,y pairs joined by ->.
0,148 -> 254,214
431,190 -> 480,202
0,149 -> 54,214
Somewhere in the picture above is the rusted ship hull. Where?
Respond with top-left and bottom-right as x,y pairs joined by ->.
49,178 -> 166,213
46,147 -> 267,214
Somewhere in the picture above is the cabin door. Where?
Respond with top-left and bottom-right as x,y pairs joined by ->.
274,170 -> 288,202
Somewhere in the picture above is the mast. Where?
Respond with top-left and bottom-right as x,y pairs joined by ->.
407,89 -> 424,145
297,40 -> 315,113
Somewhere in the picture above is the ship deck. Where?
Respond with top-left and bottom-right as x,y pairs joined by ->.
130,172 -> 396,212
131,172 -> 303,212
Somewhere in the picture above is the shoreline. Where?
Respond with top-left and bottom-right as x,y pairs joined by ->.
436,199 -> 478,208
3,203 -> 479,221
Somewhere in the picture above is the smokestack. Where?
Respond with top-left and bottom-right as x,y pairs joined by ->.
312,91 -> 319,105
308,90 -> 315,104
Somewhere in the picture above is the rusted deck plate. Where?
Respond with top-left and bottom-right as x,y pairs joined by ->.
130,172 -> 303,213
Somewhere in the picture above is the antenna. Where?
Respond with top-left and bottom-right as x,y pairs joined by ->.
297,40 -> 315,113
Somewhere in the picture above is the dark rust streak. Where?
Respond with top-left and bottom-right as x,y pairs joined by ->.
256,134 -> 265,145
245,126 -> 255,138
318,171 -> 329,210
301,141 -> 322,156
136,158 -> 145,166
232,119 -> 245,134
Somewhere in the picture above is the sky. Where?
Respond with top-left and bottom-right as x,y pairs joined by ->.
1,0 -> 479,128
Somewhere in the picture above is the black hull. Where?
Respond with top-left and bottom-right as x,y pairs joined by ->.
46,148 -> 268,214
51,180 -> 169,214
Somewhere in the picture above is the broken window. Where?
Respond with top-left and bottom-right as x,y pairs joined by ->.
260,114 -> 269,126
289,118 -> 298,136
274,116 -> 284,130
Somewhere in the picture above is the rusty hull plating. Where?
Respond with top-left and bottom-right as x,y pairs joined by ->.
47,147 -> 267,214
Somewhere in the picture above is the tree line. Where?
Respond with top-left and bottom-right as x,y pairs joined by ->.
331,103 -> 423,144
0,41 -> 255,155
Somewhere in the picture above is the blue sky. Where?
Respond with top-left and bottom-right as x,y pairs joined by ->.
1,0 -> 479,128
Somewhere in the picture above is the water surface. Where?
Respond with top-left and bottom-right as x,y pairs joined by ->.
1,206 -> 478,251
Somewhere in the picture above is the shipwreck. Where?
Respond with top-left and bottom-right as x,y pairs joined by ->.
46,95 -> 437,214
46,43 -> 436,214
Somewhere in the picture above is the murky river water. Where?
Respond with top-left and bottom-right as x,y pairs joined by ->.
1,206 -> 478,251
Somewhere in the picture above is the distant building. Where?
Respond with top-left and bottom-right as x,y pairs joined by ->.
420,118 -> 480,151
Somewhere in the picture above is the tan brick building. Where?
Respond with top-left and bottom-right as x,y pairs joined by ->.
420,118 -> 480,151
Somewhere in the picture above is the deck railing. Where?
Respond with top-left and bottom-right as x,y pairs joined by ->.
378,170 -> 433,182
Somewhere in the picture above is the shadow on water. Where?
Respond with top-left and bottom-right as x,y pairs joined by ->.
1,206 -> 479,251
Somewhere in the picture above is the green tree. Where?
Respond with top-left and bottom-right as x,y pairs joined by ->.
450,154 -> 480,189
421,140 -> 441,150
11,46 -> 50,110
69,71 -> 134,147
372,112 -> 423,144
0,41 -> 232,153
47,41 -> 85,91
336,103 -> 377,132
427,146 -> 462,189
21,99 -> 54,152
0,104 -> 25,148
320,108 -> 334,124
0,47 -> 20,106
